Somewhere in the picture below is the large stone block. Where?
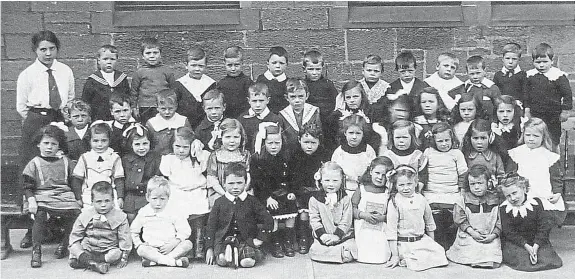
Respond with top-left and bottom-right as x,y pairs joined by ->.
558,54 -> 575,73
31,1 -> 93,12
4,34 -> 35,60
1,60 -> 33,81
325,62 -> 354,82
116,58 -> 139,76
347,29 -> 396,61
1,81 -> 17,91
1,88 -> 16,108
242,48 -> 271,64
45,12 -> 91,23
1,120 -> 21,138
57,34 -> 112,58
1,2 -> 31,12
290,46 -> 346,65
91,12 -> 113,34
492,38 -> 528,56
397,28 -> 455,50
528,26 -> 575,54
45,23 -> 91,34
246,30 -> 345,48
261,8 -> 329,30
483,26 -> 531,37
468,48 -> 491,57
60,59 -> 98,81
1,12 -> 42,34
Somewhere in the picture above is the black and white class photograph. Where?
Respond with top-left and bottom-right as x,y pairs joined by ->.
1,1 -> 575,278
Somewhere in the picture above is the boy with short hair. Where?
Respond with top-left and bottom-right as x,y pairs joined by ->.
302,50 -> 338,133
131,37 -> 177,124
238,83 -> 282,153
69,181 -> 132,274
217,46 -> 253,119
464,55 -> 501,121
146,89 -> 192,155
385,51 -> 428,101
524,43 -> 573,146
131,176 -> 193,268
256,46 -> 289,114
493,43 -> 527,103
175,46 -> 217,129
279,78 -> 322,156
205,162 -> 273,268
424,52 -> 464,111
106,93 -> 135,157
82,44 -> 130,121
63,99 -> 91,161
195,89 -> 226,151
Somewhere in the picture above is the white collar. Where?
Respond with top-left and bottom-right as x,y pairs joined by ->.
34,58 -> 60,71
147,113 -> 187,131
75,126 -> 88,139
263,70 -> 286,82
501,66 -> 521,75
400,79 -> 414,89
176,74 -> 216,102
501,196 -> 538,218
279,104 -> 318,132
464,78 -> 495,89
105,118 -> 135,130
325,193 -> 338,207
100,70 -> 115,85
225,191 -> 248,202
244,107 -> 271,120
526,67 -> 565,81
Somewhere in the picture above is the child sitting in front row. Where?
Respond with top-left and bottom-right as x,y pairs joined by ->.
130,176 -> 193,268
146,89 -> 191,155
69,182 -> 131,274
308,162 -> 358,264
446,165 -> 502,268
385,165 -> 448,271
424,52 -> 464,112
24,125 -> 82,268
205,162 -> 274,268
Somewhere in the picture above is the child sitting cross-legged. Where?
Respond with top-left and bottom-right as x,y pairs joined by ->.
69,181 -> 132,274
205,162 -> 274,268
130,176 -> 193,268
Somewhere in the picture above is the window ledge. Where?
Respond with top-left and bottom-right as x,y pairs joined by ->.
114,9 -> 241,27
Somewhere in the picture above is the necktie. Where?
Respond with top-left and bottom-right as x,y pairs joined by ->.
47,69 -> 61,109
505,70 -> 513,78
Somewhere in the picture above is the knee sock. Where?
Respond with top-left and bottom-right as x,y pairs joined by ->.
297,220 -> 310,240
284,228 -> 295,244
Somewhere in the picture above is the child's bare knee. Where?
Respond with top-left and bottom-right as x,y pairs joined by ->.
105,248 -> 122,263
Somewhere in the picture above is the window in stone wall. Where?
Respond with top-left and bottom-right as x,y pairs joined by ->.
113,1 -> 242,27
490,1 -> 575,26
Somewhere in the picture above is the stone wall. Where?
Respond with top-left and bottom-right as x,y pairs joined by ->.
2,1 -> 575,164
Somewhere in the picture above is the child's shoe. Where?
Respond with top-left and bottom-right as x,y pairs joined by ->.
88,262 -> 109,274
30,246 -> 42,268
177,257 -> 190,268
142,258 -> 156,267
195,230 -> 205,260
283,228 -> 296,257
20,231 -> 32,249
298,238 -> 309,254
270,231 -> 284,258
54,243 -> 68,259
239,257 -> 255,268
1,244 -> 13,260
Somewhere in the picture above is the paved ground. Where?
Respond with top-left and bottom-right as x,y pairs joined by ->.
1,226 -> 574,279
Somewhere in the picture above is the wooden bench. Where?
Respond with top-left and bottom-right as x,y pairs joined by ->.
1,164 -> 32,258
560,123 -> 575,213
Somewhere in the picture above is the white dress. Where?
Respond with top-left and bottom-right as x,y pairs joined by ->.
508,145 -> 564,211
354,185 -> 391,264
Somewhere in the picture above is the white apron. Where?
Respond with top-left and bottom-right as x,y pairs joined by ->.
354,185 -> 391,264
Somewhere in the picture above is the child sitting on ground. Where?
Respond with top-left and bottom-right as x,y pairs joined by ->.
205,162 -> 274,268
69,181 -> 131,274
130,176 -> 193,268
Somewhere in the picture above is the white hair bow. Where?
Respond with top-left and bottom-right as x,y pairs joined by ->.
339,109 -> 370,123
122,122 -> 147,138
254,122 -> 278,154
90,120 -> 108,127
49,122 -> 68,132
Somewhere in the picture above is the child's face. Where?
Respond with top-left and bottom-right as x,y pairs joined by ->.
224,174 -> 247,197
321,169 -> 342,194
467,65 -> 485,84
132,136 -> 150,157
393,127 -> 411,151
203,98 -> 225,122
221,128 -> 241,152
396,175 -> 416,198
92,192 -> 115,215
471,130 -> 489,153
110,102 -> 131,125
524,127 -> 543,149
496,103 -> 515,125
304,61 -> 323,82
434,130 -> 453,152
286,89 -> 308,112
224,57 -> 242,77
142,47 -> 161,66
503,52 -> 520,71
248,92 -> 269,115
173,136 -> 191,160
37,135 -> 59,157
98,50 -> 117,73
533,55 -> 553,74
398,64 -> 416,83
420,93 -> 438,117
35,40 -> 58,66
344,87 -> 362,110
187,58 -> 207,79
264,133 -> 282,156
90,133 -> 110,153
501,184 -> 526,207
157,102 -> 177,120
299,133 -> 320,155
363,63 -> 382,83
437,58 -> 457,80
69,109 -> 90,130
389,103 -> 409,123
345,125 -> 364,148
370,165 -> 388,187
267,54 -> 287,76
468,175 -> 488,197
459,101 -> 476,122
147,189 -> 169,212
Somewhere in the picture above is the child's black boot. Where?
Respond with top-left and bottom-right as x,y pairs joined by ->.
195,227 -> 205,260
78,252 -> 109,274
297,220 -> 311,254
30,245 -> 41,268
270,231 -> 284,258
283,228 -> 296,257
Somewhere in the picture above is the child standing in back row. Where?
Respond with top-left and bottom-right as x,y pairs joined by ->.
335,55 -> 389,110
493,43 -> 527,103
385,51 -> 428,103
464,56 -> 501,121
302,50 -> 338,130
424,52 -> 464,112
217,46 -> 252,119
256,46 -> 289,113
146,89 -> 191,155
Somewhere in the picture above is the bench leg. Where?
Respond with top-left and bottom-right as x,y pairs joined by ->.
1,216 -> 13,260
